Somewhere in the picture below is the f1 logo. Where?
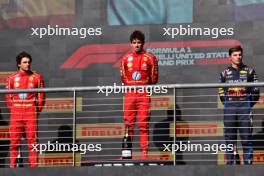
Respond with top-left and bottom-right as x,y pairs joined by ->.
60,40 -> 241,69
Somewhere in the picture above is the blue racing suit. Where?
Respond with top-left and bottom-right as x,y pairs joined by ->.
219,64 -> 259,164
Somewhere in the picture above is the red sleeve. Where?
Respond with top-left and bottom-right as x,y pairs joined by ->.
37,74 -> 45,112
120,57 -> 127,85
150,55 -> 158,84
5,76 -> 13,109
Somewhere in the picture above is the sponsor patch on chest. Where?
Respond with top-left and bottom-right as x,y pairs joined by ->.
141,62 -> 148,70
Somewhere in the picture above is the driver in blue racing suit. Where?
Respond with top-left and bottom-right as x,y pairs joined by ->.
219,45 -> 260,164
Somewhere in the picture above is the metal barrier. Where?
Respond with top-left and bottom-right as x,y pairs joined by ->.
0,82 -> 264,167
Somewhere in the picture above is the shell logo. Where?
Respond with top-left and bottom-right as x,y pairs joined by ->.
127,63 -> 133,68
14,82 -> 19,87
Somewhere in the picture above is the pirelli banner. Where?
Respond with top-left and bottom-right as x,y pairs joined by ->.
38,152 -> 81,167
0,126 -> 9,140
42,97 -> 83,113
170,121 -> 224,137
41,95 -> 174,113
76,123 -> 124,139
218,150 -> 264,165
0,72 -> 13,86
217,93 -> 264,109
150,95 -> 174,110
133,151 -> 173,161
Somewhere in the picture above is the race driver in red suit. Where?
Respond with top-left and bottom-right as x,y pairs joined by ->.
5,51 -> 45,168
120,30 -> 158,159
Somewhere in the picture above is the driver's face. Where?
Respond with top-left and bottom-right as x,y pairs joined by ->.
131,39 -> 144,53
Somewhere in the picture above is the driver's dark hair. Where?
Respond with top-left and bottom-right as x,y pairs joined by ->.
229,45 -> 243,56
16,51 -> 32,69
130,30 -> 145,44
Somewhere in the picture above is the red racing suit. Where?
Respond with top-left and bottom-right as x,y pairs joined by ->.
120,51 -> 158,153
5,71 -> 45,168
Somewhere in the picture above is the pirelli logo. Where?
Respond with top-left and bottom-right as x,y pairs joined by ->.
76,123 -> 124,139
38,153 -> 81,167
0,126 -> 9,140
218,150 -> 264,165
170,121 -> 224,137
254,151 -> 264,164
217,93 -> 264,109
0,72 -> 13,86
133,151 -> 173,161
150,95 -> 173,110
42,97 -> 82,112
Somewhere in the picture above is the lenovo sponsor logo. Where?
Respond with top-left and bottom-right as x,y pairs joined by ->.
43,97 -> 82,112
0,126 -> 9,140
38,153 -> 81,167
170,121 -> 224,137
61,40 -> 241,69
151,96 -> 173,110
77,124 -> 124,139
